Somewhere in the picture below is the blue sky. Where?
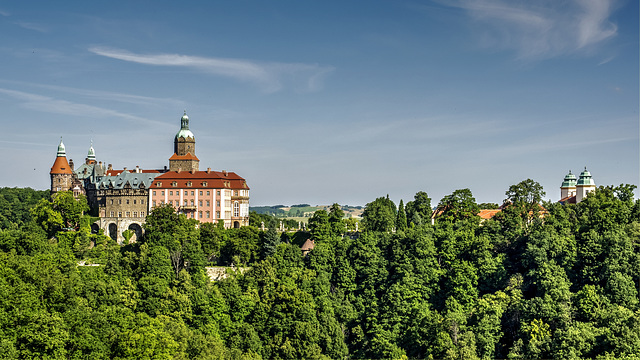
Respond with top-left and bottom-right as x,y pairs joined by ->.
0,0 -> 637,206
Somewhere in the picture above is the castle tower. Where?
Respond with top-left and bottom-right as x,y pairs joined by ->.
576,167 -> 596,203
50,138 -> 74,194
169,111 -> 200,172
86,140 -> 96,165
560,170 -> 577,199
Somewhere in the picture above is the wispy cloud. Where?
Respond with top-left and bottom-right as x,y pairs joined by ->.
89,47 -> 334,93
0,88 -> 161,125
15,22 -> 48,33
444,0 -> 619,59
0,9 -> 9,17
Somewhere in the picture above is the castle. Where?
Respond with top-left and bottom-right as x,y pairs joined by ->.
50,112 -> 250,243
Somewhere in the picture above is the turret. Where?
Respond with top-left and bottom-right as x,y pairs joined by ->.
560,170 -> 577,199
50,138 -> 74,194
576,167 -> 596,203
169,111 -> 200,172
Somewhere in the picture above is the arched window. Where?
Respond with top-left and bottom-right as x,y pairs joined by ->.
233,201 -> 240,217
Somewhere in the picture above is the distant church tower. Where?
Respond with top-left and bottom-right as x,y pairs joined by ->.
50,138 -> 74,194
576,167 -> 596,203
560,170 -> 577,199
169,111 -> 200,172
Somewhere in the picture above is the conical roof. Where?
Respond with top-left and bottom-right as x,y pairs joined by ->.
51,138 -> 72,174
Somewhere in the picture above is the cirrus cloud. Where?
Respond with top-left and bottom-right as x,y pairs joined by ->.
89,47 -> 334,93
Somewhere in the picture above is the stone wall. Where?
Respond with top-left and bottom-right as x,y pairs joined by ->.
205,266 -> 250,281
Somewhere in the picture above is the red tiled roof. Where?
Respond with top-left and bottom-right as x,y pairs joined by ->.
559,195 -> 577,204
152,170 -> 249,190
478,209 -> 501,220
169,153 -> 200,161
50,156 -> 73,174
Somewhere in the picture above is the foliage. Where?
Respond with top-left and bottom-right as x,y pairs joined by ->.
1,184 -> 640,359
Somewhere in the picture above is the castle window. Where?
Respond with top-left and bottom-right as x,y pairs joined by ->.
199,191 -> 203,196
153,191 -> 156,196
126,199 -> 129,205
141,211 -> 145,217
199,200 -> 203,206
141,200 -> 144,205
207,191 -> 210,196
133,211 -> 137,217
184,200 -> 188,206
153,201 -> 156,207
216,200 -> 220,207
206,211 -> 210,218
206,200 -> 210,207
186,181 -> 192,187
118,199 -> 122,205
203,182 -> 208,187
170,191 -> 173,196
118,212 -> 122,217
133,200 -> 137,204
191,200 -> 194,206
216,211 -> 220,218
161,191 -> 165,196
110,211 -> 114,217
199,211 -> 203,218
172,182 -> 177,187
110,199 -> 113,205
217,190 -> 221,196
156,182 -> 162,187
169,200 -> 173,205
234,190 -> 238,196
233,201 -> 239,217
191,191 -> 194,196
126,212 -> 130,217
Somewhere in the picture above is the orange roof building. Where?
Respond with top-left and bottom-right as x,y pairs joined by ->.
50,138 -> 75,195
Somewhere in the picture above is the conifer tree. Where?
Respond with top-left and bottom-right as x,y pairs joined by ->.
397,199 -> 408,231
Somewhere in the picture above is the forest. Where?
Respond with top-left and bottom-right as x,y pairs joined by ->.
0,181 -> 639,359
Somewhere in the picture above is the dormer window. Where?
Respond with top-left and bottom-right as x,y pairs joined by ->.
186,181 -> 192,187
172,181 -> 178,187
202,181 -> 208,187
156,182 -> 162,187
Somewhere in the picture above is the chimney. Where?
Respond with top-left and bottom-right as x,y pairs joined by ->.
177,168 -> 181,173
136,165 -> 140,173
206,167 -> 211,173
222,170 -> 227,177
164,165 -> 167,172
69,159 -> 74,171
108,164 -> 113,171
123,167 -> 127,172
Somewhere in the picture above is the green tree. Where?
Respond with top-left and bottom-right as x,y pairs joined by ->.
436,189 -> 479,224
362,195 -> 397,232
308,209 -> 331,240
396,199 -> 408,232
328,203 -> 346,237
406,191 -> 432,227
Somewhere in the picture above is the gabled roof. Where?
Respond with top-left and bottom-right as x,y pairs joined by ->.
50,156 -> 73,174
95,171 -> 161,190
152,170 -> 249,190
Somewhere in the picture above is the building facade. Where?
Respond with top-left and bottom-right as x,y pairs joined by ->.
49,111 -> 250,243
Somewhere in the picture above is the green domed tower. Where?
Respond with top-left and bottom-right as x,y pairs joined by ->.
560,170 -> 577,199
169,111 -> 200,172
576,167 -> 596,202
